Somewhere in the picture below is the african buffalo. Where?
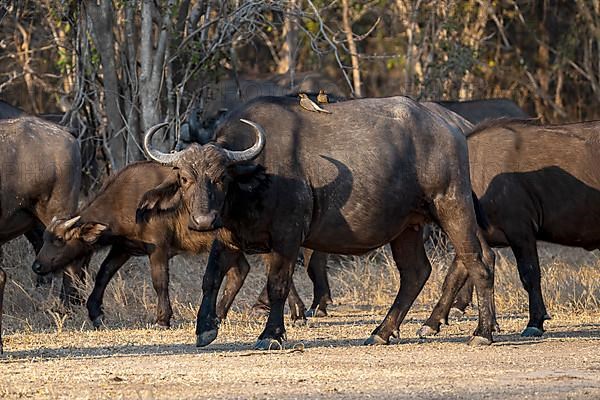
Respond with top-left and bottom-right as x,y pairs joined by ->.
420,118 -> 600,338
138,95 -> 496,349
0,116 -> 82,353
33,161 -> 308,328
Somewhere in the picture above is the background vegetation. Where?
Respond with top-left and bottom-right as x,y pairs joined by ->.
2,0 -> 600,188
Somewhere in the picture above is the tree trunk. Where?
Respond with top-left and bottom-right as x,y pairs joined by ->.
342,0 -> 362,97
86,0 -> 126,170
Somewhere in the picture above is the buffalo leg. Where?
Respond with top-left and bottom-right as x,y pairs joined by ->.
508,235 -> 550,336
252,284 -> 270,314
26,224 -> 52,287
148,248 -> 172,327
365,227 -> 431,345
452,277 -> 474,314
252,274 -> 307,321
306,250 -> 332,317
424,195 -> 496,345
254,245 -> 299,350
86,246 -> 130,327
216,254 -> 251,320
287,279 -> 307,324
196,240 -> 247,347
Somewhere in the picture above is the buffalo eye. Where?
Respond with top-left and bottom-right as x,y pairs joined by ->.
52,238 -> 65,248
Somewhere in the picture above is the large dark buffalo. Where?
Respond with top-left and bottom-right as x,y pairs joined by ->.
0,116 -> 82,353
419,118 -> 600,338
138,95 -> 496,349
33,161 -> 308,328
177,97 -> 528,319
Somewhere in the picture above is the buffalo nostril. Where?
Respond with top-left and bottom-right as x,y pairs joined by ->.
32,261 -> 42,274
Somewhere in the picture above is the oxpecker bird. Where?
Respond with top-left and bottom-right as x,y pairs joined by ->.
299,93 -> 332,114
317,89 -> 329,104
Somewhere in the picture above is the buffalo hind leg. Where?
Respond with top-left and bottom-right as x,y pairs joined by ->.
86,246 -> 130,328
305,250 -> 332,317
422,194 -> 496,345
287,279 -> 307,324
452,277 -> 474,315
366,226 -> 431,345
508,234 -> 550,337
252,274 -> 307,322
148,248 -> 173,327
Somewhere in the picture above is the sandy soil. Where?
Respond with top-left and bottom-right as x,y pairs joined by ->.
1,308 -> 599,399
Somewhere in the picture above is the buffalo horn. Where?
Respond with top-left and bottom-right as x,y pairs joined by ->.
222,119 -> 266,164
143,122 -> 182,164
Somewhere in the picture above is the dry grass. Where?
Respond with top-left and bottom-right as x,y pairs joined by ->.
1,235 -> 599,337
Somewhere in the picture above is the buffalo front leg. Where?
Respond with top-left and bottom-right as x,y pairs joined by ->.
26,224 -> 52,287
365,227 -> 431,345
254,245 -> 301,350
508,235 -> 550,337
149,249 -> 173,328
305,250 -> 332,317
216,254 -> 251,320
86,246 -> 130,328
196,240 -> 245,347
427,194 -> 496,345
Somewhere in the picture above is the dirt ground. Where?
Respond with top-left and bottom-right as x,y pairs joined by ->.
1,307 -> 600,400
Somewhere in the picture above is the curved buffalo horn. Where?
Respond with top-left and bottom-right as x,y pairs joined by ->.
143,122 -> 182,164
221,119 -> 266,164
62,215 -> 81,230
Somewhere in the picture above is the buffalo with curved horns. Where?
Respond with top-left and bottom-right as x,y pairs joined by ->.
137,96 -> 496,349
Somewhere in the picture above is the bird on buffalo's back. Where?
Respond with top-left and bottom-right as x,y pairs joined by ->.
317,90 -> 329,104
299,93 -> 332,114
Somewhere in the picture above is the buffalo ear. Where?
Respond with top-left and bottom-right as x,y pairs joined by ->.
229,164 -> 268,192
78,223 -> 109,244
136,171 -> 182,222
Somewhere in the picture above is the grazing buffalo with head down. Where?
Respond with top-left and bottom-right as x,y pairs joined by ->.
33,161 -> 308,327
138,95 -> 496,349
432,98 -> 529,124
420,118 -> 600,338
0,116 -> 81,353
178,72 -> 346,150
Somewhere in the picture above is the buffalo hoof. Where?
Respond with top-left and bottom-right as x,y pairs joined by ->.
91,314 -> 104,329
364,334 -> 388,346
467,335 -> 492,346
254,338 -> 283,350
305,308 -> 327,318
196,329 -> 218,347
521,327 -> 544,337
417,325 -> 438,338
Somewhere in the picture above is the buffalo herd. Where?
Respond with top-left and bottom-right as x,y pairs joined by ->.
1,77 -> 599,353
